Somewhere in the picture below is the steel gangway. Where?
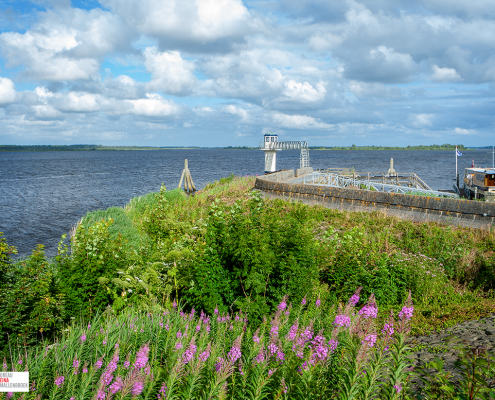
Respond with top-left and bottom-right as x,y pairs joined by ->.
303,172 -> 459,198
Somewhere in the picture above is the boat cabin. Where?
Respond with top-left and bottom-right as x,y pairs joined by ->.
463,167 -> 495,201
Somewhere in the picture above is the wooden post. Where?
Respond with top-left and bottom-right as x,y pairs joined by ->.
178,159 -> 196,193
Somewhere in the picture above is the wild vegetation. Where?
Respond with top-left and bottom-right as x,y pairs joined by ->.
0,174 -> 494,398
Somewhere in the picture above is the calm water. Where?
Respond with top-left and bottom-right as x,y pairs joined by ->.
1,149 -> 491,257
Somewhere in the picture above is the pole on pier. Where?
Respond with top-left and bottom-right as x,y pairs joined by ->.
178,159 -> 196,194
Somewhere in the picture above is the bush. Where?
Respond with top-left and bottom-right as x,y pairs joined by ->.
57,219 -> 128,320
189,192 -> 320,321
0,244 -> 62,348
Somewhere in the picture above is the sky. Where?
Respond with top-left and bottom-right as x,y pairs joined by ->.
0,0 -> 494,147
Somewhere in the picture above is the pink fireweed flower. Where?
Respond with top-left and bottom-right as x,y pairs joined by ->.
199,349 -> 210,362
80,333 -> 87,342
268,369 -> 274,377
172,300 -> 177,309
302,326 -> 313,341
134,343 -> 150,370
270,325 -> 279,338
72,357 -> 79,369
182,343 -> 197,364
227,342 -> 242,363
358,304 -> 378,319
315,298 -> 321,308
6,393 -> 13,400
196,325 -> 201,332
159,320 -> 164,328
334,314 -> 351,327
82,364 -> 88,374
3,358 -> 7,370
158,383 -> 167,399
255,348 -> 266,364
176,330 -> 182,339
123,360 -> 130,369
286,323 -> 298,341
96,390 -> 106,400
362,334 -> 377,348
382,323 -> 394,336
398,306 -> 414,320
348,294 -> 359,306
253,334 -> 260,343
215,357 -> 224,372
301,296 -> 307,306
347,287 -> 362,307
109,377 -> 123,394
214,307 -> 219,315
278,301 -> 287,311
165,324 -> 170,331
175,342 -> 183,350
276,350 -> 285,363
393,383 -> 402,393
132,381 -> 145,397
54,375 -> 65,386
268,343 -> 278,355
328,339 -> 338,352
17,359 -> 22,365
94,358 -> 103,370
103,340 -> 107,345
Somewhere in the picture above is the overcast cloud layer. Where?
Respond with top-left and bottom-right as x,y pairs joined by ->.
0,0 -> 494,146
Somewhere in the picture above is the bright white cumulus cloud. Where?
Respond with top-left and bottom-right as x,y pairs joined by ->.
0,0 -> 495,146
127,93 -> 181,117
0,78 -> 17,104
144,47 -> 197,94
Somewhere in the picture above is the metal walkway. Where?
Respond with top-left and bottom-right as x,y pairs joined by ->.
317,169 -> 432,190
302,172 -> 459,198
259,141 -> 310,169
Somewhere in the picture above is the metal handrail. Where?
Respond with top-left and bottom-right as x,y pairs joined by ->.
303,172 -> 458,198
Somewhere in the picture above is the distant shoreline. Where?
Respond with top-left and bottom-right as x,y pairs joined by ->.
0,144 -> 479,152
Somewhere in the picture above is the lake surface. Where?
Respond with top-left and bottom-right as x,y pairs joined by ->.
1,149 -> 492,258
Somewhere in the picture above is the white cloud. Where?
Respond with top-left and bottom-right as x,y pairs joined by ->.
0,78 -> 17,105
283,80 -> 326,103
308,32 -> 343,51
100,0 -> 257,49
0,8 -> 132,81
271,113 -> 334,130
54,92 -> 103,113
431,65 -> 462,82
411,114 -> 435,127
144,47 -> 197,94
223,105 -> 248,120
453,127 -> 477,135
127,93 -> 181,117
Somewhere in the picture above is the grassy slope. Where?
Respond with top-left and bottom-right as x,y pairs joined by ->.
78,175 -> 495,336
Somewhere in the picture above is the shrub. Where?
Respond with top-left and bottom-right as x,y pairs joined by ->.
0,244 -> 62,348
189,192 -> 320,320
57,220 -> 128,320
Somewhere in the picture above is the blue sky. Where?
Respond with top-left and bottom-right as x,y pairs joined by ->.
0,0 -> 494,147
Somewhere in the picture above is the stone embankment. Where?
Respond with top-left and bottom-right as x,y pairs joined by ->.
408,314 -> 495,385
255,169 -> 495,229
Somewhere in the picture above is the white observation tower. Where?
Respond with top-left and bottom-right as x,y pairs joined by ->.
259,132 -> 310,174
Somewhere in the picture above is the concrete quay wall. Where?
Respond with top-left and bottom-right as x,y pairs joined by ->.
254,170 -> 495,230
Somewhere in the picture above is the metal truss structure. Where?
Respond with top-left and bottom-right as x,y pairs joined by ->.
303,172 -> 459,198
259,140 -> 310,170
